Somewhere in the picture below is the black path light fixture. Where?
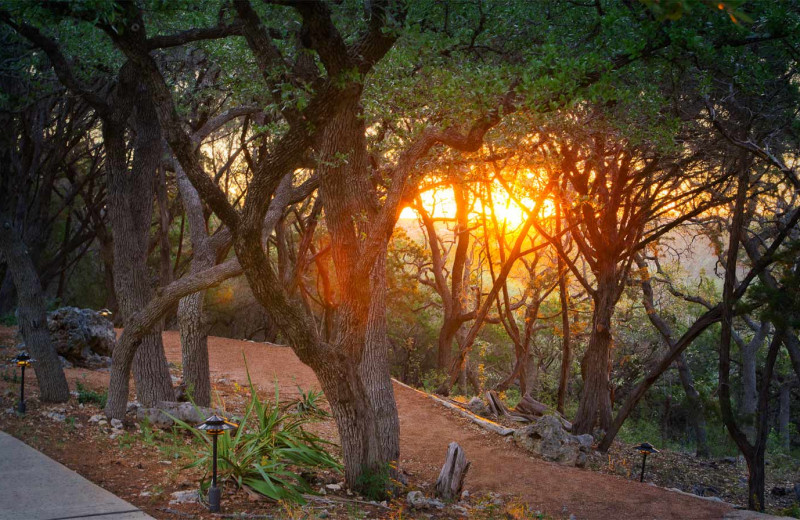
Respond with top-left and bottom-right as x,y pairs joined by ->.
10,352 -> 34,414
197,414 -> 238,512
633,442 -> 659,482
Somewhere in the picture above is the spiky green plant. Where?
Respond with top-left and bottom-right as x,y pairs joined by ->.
172,358 -> 341,504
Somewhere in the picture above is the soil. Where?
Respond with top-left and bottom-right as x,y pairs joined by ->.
0,327 -> 793,519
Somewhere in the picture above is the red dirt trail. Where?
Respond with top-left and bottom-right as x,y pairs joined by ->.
160,331 -> 731,520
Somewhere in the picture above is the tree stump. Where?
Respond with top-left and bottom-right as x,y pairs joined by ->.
435,442 -> 471,500
486,390 -> 509,417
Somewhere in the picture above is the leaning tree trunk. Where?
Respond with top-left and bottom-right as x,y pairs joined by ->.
573,268 -> 616,434
0,223 -> 70,402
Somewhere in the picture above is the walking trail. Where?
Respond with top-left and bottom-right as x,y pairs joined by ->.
160,331 -> 739,520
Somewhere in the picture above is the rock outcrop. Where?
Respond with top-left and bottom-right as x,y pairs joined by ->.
513,414 -> 593,467
47,307 -> 115,367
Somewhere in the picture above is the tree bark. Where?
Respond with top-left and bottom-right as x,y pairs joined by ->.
556,250 -> 571,413
573,265 -> 616,434
103,81 -> 173,407
175,165 -> 214,406
0,220 -> 70,403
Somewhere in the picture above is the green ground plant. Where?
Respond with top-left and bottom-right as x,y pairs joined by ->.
76,381 -> 107,408
172,359 -> 341,504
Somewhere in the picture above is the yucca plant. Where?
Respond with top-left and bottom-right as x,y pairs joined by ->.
172,359 -> 341,504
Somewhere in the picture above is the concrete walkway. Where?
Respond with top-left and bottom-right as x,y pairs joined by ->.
0,431 -> 154,520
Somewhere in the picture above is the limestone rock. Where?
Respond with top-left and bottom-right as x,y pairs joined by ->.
47,307 -> 115,367
137,401 -> 222,429
406,491 -> 444,510
169,490 -> 199,505
513,414 -> 593,467
466,397 -> 490,417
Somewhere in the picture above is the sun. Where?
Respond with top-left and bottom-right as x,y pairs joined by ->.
399,179 -> 552,227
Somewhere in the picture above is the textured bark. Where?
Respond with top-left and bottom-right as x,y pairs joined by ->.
103,78 -> 173,407
738,323 -> 769,442
175,165 -> 214,406
573,266 -> 617,434
435,442 -> 470,500
0,221 -> 70,402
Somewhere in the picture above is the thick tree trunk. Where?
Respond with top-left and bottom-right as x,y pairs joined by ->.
573,268 -> 616,434
175,165 -> 214,407
178,292 -> 210,405
0,222 -> 70,402
103,89 -> 173,407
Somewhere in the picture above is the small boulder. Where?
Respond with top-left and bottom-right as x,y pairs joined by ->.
169,490 -> 199,505
47,307 -> 115,367
466,397 -> 490,417
513,415 -> 593,467
406,491 -> 444,510
110,418 -> 123,430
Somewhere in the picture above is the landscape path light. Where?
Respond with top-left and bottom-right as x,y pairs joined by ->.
10,352 -> 34,414
633,442 -> 659,482
197,414 -> 238,512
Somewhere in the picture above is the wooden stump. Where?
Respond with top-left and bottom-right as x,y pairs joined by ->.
435,442 -> 471,500
486,390 -> 509,417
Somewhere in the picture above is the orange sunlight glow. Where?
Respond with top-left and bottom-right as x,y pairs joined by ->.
399,178 -> 553,226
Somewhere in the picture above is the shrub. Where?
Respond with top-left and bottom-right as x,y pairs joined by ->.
174,362 -> 341,504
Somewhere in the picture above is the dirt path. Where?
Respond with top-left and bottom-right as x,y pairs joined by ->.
161,332 -> 732,520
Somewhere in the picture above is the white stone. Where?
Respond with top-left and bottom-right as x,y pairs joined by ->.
169,490 -> 198,505
325,483 -> 342,491
110,418 -> 123,430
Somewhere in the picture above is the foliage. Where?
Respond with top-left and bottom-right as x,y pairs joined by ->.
76,382 -> 108,408
173,365 -> 341,504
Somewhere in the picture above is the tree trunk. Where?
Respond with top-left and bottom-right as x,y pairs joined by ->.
675,353 -> 710,457
556,256 -> 571,413
779,381 -> 792,450
0,221 -> 70,402
573,267 -> 616,434
739,324 -> 768,442
178,292 -> 210,405
103,89 -> 173,407
175,164 -> 214,407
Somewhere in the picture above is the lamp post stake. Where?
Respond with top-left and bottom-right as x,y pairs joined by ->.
209,433 -> 220,512
640,452 -> 647,482
18,363 -> 25,414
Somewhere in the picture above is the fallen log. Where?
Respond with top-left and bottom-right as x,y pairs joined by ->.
391,379 -> 514,436
513,395 -> 573,431
435,442 -> 470,500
